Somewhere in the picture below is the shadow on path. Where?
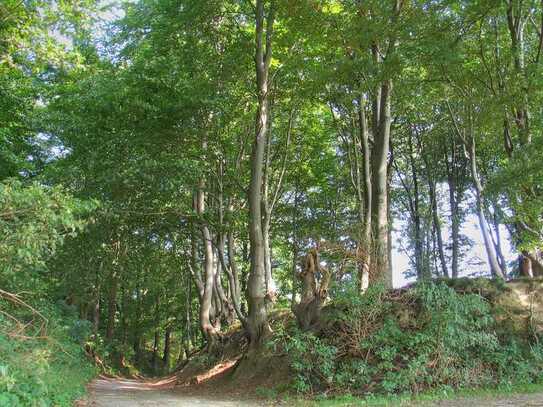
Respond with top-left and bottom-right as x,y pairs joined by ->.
88,376 -> 260,407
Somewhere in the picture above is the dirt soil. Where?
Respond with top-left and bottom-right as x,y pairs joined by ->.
86,375 -> 264,406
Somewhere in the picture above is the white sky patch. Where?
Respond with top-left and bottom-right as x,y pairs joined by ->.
392,183 -> 516,287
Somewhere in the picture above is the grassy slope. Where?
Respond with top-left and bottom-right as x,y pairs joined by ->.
0,301 -> 98,407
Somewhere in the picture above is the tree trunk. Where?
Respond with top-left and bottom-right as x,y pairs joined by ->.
152,329 -> 160,374
490,205 -> 507,271
196,174 -> 219,349
184,271 -> 193,357
448,172 -> 461,279
445,139 -> 463,279
106,269 -> 118,341
93,283 -> 100,336
429,179 -> 448,278
290,179 -> 300,308
407,129 -> 425,279
293,249 -> 331,331
247,0 -> 275,348
370,79 -> 393,287
217,228 -> 246,328
358,94 -> 372,292
190,217 -> 204,302
467,136 -> 505,279
162,328 -> 171,371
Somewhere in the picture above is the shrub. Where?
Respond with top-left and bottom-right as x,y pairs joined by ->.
277,282 -> 543,396
0,299 -> 98,406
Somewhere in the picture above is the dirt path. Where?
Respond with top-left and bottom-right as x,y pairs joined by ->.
87,376 -> 261,407
431,394 -> 543,407
87,376 -> 543,406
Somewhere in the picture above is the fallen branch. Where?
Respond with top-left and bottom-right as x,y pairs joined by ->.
0,289 -> 49,339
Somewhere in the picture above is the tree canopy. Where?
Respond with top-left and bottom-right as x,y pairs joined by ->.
2,0 -> 543,378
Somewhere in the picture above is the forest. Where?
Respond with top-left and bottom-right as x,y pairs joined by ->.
2,0 -> 543,405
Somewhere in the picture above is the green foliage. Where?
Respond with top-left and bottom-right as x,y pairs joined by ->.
3,0 -> 543,401
0,300 -> 98,406
271,326 -> 338,394
0,179 -> 95,289
278,283 -> 543,396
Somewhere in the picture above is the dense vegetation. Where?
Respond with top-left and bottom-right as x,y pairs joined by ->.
2,0 -> 543,403
0,298 -> 97,406
276,281 -> 543,396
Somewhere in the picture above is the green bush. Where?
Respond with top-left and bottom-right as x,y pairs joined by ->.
278,282 -> 543,396
0,300 -> 98,406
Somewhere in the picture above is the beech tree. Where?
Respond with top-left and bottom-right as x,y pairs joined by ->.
3,0 -> 543,366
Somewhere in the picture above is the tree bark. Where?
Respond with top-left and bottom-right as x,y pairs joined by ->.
445,139 -> 464,279
246,0 -> 275,348
370,79 -> 393,287
467,131 -> 505,279
106,268 -> 118,341
152,328 -> 160,374
162,328 -> 171,371
293,248 -> 331,331
428,179 -> 448,278
358,94 -> 372,292
196,173 -> 219,349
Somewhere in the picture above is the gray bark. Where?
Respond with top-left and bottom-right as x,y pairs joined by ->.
358,95 -> 372,291
196,173 -> 219,348
247,0 -> 275,347
370,78 -> 393,287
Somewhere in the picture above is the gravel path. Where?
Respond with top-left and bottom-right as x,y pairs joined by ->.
88,377 -> 260,407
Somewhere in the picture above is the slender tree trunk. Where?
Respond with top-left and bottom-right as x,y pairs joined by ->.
120,284 -> 128,345
445,140 -> 463,279
448,175 -> 461,279
152,296 -> 160,373
152,329 -> 160,374
428,179 -> 448,278
290,184 -> 300,308
407,129 -> 424,279
370,79 -> 393,287
106,269 -> 118,341
197,174 -> 219,348
358,95 -> 372,292
262,212 -> 275,299
190,217 -> 204,302
247,0 -> 275,348
133,283 -> 142,365
162,328 -> 171,372
490,205 -> 507,271
217,228 -> 247,328
467,136 -> 505,279
184,271 -> 193,358
504,4 -> 541,275
293,248 -> 332,331
93,281 -> 100,336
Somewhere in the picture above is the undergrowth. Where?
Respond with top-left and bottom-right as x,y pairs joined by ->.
0,298 -> 98,406
271,281 -> 543,397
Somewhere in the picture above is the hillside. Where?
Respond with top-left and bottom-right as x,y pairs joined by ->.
169,278 -> 543,401
0,295 -> 97,406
